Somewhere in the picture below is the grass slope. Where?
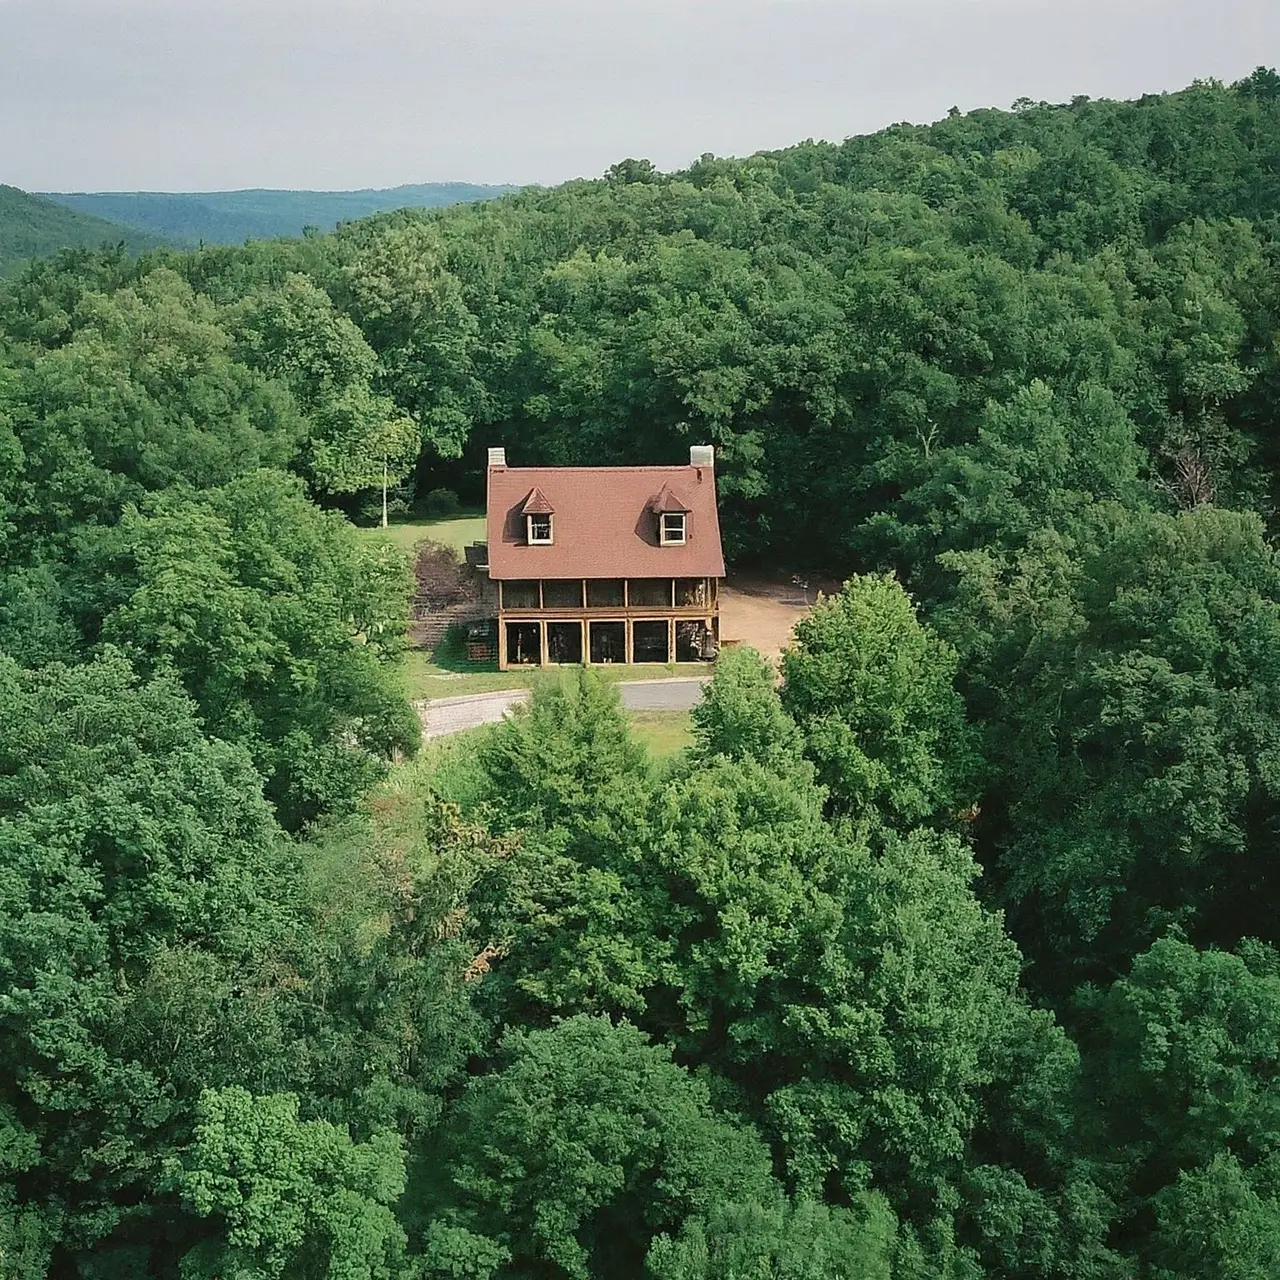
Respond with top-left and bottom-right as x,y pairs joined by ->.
43,183 -> 520,245
364,513 -> 488,557
0,184 -> 161,276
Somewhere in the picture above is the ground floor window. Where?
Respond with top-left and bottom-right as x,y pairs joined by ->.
547,621 -> 583,664
506,622 -> 541,665
632,620 -> 671,664
676,620 -> 712,663
589,620 -> 626,664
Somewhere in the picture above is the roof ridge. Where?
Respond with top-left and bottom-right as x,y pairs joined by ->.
499,464 -> 705,472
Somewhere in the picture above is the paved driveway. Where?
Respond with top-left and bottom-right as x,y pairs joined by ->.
418,690 -> 531,739
417,677 -> 709,739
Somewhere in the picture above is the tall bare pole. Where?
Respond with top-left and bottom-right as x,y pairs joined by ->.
381,456 -> 389,529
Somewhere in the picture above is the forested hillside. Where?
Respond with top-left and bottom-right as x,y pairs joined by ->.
0,184 -> 160,276
44,182 -> 520,246
5,69 -> 1280,1277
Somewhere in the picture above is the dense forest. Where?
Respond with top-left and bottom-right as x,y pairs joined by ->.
0,186 -> 160,278
5,69 -> 1280,1277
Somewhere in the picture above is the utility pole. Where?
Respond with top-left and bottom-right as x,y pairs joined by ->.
381,456 -> 389,529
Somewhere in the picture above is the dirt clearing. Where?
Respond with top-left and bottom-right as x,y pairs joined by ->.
719,574 -> 819,664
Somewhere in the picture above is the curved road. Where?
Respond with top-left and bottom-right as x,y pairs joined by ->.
418,677 -> 708,739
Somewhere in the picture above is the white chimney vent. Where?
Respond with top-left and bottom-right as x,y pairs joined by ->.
488,447 -> 507,469
689,445 -> 714,468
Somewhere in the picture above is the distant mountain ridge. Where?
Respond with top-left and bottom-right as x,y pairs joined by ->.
0,184 -> 162,276
42,183 -> 520,245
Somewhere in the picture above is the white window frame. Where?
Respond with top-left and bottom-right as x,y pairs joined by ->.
660,512 -> 687,546
527,513 -> 554,544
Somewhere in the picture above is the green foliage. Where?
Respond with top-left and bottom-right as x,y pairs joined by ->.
0,184 -> 160,277
690,644 -> 804,770
759,825 -> 1026,1213
83,470 -> 420,826
1151,1154 -> 1280,1279
646,1193 -> 897,1280
951,504 -> 1280,990
2,268 -> 302,544
167,1086 -> 408,1280
425,1016 -> 776,1278
0,648 -> 497,1271
868,379 -> 1150,575
782,574 -> 975,823
7,69 -> 1280,1280
335,221 -> 482,458
464,671 -> 662,1020
475,668 -> 650,834
0,651 -> 303,1261
232,273 -> 419,495
421,486 -> 462,518
456,675 -> 1055,1272
1073,936 -> 1280,1275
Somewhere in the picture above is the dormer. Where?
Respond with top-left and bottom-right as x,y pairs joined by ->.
522,487 -> 555,544
650,485 -> 691,546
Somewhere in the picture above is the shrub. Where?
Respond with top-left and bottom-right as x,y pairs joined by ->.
422,487 -> 462,518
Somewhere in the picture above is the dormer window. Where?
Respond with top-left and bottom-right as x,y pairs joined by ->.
651,484 -> 691,546
660,512 -> 686,545
521,486 -> 555,544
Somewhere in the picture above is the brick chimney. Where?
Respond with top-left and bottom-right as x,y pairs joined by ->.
689,445 -> 714,468
488,446 -> 507,469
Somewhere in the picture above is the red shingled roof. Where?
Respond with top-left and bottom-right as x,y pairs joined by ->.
487,463 -> 725,581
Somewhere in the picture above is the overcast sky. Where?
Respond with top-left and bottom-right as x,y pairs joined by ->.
2,0 -> 1277,193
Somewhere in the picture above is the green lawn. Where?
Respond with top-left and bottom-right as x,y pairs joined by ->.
359,513 -> 487,557
628,710 -> 694,759
402,651 -> 528,699
403,654 -> 711,702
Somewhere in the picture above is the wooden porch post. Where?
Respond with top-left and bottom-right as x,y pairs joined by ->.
539,620 -> 549,667
498,615 -> 508,671
668,617 -> 675,665
625,619 -> 634,665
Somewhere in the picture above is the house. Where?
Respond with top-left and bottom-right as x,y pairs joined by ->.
483,445 -> 726,670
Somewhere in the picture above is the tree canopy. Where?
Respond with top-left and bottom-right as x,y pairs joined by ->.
7,70 -> 1280,1278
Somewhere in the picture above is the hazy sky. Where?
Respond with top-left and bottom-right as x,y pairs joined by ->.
2,0 -> 1278,193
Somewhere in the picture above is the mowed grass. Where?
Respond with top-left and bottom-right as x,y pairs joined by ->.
402,651 -> 528,699
403,655 -> 710,702
628,710 -> 694,759
358,513 -> 487,557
